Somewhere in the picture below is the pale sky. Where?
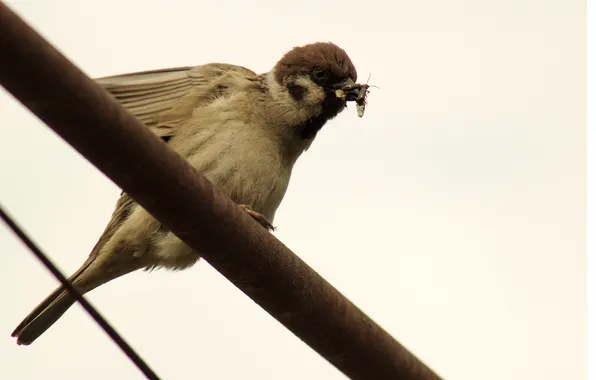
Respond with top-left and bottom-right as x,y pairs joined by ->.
0,1 -> 588,379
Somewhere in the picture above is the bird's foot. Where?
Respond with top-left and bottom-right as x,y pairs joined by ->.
238,204 -> 275,231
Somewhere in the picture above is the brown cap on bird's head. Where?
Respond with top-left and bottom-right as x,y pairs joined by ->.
273,42 -> 370,120
273,42 -> 358,85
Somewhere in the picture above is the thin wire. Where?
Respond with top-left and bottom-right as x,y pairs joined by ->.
0,205 -> 161,380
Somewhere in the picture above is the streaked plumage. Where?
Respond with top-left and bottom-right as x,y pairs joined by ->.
12,42 -> 366,345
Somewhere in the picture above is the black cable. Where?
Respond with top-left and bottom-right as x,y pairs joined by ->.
0,204 -> 161,380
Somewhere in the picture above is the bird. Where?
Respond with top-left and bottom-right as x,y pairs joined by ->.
11,41 -> 369,345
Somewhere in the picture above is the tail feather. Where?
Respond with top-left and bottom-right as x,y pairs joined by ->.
12,285 -> 78,345
12,254 -> 143,345
12,257 -> 93,339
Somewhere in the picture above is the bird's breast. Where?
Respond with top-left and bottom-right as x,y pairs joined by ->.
175,118 -> 292,222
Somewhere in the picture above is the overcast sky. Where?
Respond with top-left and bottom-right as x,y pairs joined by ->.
0,1 -> 589,379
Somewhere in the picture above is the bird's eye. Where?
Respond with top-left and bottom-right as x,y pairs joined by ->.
311,68 -> 330,85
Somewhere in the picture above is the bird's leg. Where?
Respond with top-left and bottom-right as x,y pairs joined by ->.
238,204 -> 275,231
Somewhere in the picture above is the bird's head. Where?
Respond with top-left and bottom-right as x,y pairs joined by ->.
269,42 -> 367,140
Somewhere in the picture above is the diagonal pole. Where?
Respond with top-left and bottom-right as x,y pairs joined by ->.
0,3 -> 442,379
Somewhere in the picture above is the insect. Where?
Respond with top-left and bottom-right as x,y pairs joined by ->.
335,83 -> 370,117
334,74 -> 374,118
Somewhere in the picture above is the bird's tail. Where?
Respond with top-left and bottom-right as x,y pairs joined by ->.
12,283 -> 79,345
11,256 -> 140,345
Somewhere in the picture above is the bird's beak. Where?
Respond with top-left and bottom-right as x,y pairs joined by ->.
333,77 -> 356,89
333,78 -> 363,102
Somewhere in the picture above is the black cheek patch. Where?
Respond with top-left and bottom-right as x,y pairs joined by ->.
287,83 -> 306,101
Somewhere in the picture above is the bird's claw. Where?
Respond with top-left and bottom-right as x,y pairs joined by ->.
238,204 -> 275,231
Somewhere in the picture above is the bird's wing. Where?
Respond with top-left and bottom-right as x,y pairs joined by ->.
90,63 -> 259,257
96,63 -> 259,140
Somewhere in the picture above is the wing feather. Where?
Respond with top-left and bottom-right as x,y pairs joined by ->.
95,64 -> 258,140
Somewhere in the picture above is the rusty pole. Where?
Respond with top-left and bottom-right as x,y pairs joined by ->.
0,3 -> 441,379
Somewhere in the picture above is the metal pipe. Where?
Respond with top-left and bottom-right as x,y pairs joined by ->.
0,3 -> 441,379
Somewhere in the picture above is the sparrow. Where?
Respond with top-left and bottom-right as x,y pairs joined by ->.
12,42 -> 369,345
